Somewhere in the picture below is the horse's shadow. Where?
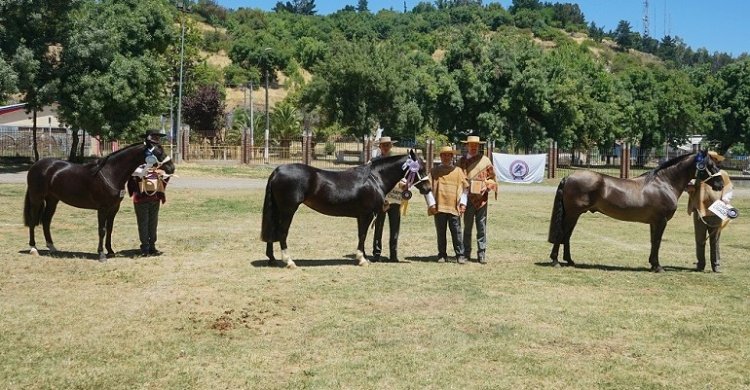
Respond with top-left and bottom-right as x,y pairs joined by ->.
534,261 -> 695,273
249,254 -> 436,268
18,248 -> 158,261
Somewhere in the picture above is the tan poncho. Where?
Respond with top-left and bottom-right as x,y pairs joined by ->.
431,164 -> 468,216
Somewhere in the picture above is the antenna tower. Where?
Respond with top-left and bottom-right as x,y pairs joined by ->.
643,0 -> 650,37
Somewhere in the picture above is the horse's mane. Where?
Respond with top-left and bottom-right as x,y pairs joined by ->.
88,142 -> 143,176
639,152 -> 693,181
370,154 -> 406,167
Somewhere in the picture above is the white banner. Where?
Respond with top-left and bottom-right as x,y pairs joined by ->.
492,153 -> 546,184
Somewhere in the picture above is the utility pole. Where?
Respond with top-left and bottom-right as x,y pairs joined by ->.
175,0 -> 191,163
643,0 -> 650,38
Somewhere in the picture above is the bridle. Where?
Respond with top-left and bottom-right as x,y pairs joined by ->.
401,155 -> 430,199
145,143 -> 171,167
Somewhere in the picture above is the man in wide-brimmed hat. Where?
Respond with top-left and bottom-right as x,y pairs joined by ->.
428,145 -> 469,264
370,135 -> 402,262
686,150 -> 735,272
458,135 -> 497,264
127,129 -> 171,257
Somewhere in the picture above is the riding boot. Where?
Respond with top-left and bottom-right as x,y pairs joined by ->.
695,244 -> 706,271
710,248 -> 721,273
140,243 -> 150,257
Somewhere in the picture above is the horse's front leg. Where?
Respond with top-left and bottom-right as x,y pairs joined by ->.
649,219 -> 668,272
550,243 -> 561,267
355,215 -> 374,266
96,210 -> 108,262
104,207 -> 119,257
266,241 -> 277,265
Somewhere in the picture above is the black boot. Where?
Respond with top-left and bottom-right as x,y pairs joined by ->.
695,245 -> 706,271
389,251 -> 399,263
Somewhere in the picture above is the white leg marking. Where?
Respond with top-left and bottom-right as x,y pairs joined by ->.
30,247 -> 39,256
356,250 -> 368,266
282,250 -> 297,269
98,252 -> 108,262
46,242 -> 57,252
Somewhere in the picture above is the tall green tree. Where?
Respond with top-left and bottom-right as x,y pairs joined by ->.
0,0 -> 83,160
55,0 -> 174,160
706,58 -> 750,152
0,55 -> 18,102
300,40 -> 410,137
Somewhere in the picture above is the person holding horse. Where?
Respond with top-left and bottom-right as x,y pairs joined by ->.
428,145 -> 469,264
458,135 -> 497,264
370,136 -> 404,262
127,130 -> 171,257
686,151 -> 736,273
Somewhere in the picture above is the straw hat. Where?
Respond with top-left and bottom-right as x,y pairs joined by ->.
438,145 -> 459,155
461,135 -> 485,144
707,151 -> 725,162
376,136 -> 397,145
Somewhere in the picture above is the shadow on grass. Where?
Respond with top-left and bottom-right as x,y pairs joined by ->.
0,157 -> 32,173
17,248 -> 153,261
250,253 -> 432,267
534,261 -> 695,273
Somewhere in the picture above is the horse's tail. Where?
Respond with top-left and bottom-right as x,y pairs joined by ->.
23,189 -> 42,227
260,173 -> 278,243
547,177 -> 567,244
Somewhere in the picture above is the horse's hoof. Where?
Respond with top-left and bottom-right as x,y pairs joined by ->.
358,259 -> 369,267
98,252 -> 108,262
285,262 -> 297,270
565,260 -> 576,266
46,242 -> 57,252
651,266 -> 664,273
29,247 -> 39,256
551,260 -> 560,267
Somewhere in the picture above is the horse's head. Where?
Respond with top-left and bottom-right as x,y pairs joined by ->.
695,150 -> 723,192
408,149 -> 432,195
145,138 -> 176,175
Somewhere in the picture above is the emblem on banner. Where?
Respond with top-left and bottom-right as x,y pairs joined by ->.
509,160 -> 529,180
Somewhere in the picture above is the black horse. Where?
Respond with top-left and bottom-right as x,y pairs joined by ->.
548,151 -> 724,272
261,150 -> 432,268
24,139 -> 175,261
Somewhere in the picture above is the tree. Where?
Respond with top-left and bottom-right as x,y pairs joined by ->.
229,32 -> 290,84
273,0 -> 317,15
182,84 -> 226,140
0,55 -> 18,102
706,59 -> 750,152
613,20 -> 634,51
357,0 -> 369,13
1,0 -> 83,160
55,0 -> 174,160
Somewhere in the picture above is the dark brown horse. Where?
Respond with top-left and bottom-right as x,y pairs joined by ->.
24,139 -> 175,261
548,151 -> 724,272
261,150 -> 432,268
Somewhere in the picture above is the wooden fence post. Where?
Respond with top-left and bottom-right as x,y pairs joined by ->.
620,142 -> 630,178
547,140 -> 557,179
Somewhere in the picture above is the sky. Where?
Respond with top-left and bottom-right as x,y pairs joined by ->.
217,0 -> 748,57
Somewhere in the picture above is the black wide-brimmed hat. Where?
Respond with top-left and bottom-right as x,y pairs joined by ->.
144,129 -> 167,138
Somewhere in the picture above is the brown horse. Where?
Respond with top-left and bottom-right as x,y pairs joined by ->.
261,150 -> 432,268
24,139 -> 175,261
548,151 -> 724,272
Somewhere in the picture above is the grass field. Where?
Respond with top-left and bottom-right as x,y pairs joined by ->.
1,171 -> 749,389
